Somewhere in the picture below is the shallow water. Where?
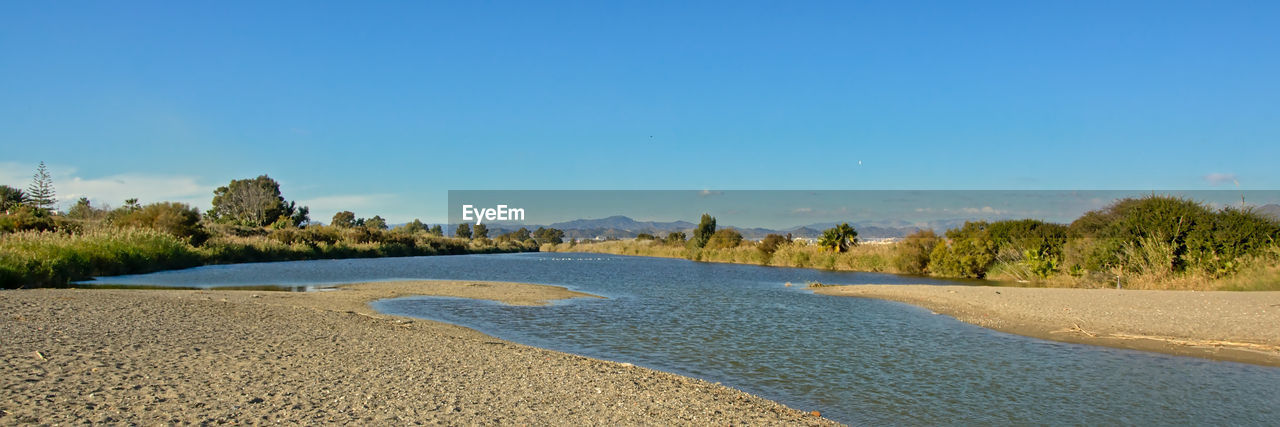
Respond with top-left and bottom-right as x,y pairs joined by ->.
90,252 -> 1280,425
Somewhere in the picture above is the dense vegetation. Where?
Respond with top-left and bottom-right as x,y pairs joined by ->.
547,196 -> 1280,291
0,168 -> 539,288
5,162 -> 1275,291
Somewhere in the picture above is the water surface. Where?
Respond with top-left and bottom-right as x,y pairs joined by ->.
92,253 -> 1280,425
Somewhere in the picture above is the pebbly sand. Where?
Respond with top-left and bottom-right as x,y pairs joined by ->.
1,281 -> 837,425
813,285 -> 1280,367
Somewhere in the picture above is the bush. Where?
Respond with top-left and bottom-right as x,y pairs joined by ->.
893,230 -> 940,274
1067,195 -> 1279,277
1188,207 -> 1280,275
705,229 -> 744,249
987,219 -> 1067,258
112,202 -> 209,245
0,205 -> 57,233
929,222 -> 997,278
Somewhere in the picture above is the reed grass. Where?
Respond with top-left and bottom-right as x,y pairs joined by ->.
1,226 -> 534,288
0,227 -> 202,287
547,238 -> 1280,291
546,240 -> 906,273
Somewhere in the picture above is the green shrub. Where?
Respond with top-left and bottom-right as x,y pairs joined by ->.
893,229 -> 940,274
0,205 -> 56,233
112,202 -> 209,245
705,229 -> 744,249
987,219 -> 1067,258
1022,249 -> 1059,279
929,222 -> 997,278
1188,207 -> 1280,275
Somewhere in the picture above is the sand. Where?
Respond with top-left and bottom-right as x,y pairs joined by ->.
1,281 -> 836,425
813,285 -> 1280,367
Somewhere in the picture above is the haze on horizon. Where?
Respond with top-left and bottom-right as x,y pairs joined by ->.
3,1 -> 1278,223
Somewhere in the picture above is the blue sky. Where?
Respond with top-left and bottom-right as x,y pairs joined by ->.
3,1 -> 1278,223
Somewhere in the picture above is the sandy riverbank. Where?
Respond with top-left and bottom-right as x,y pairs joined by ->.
0,281 -> 835,425
813,285 -> 1280,367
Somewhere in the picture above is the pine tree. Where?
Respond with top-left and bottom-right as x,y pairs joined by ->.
26,161 -> 56,212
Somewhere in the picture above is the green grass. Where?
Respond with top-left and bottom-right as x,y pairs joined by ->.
0,228 -> 202,287
547,238 -> 1280,291
546,239 -> 904,273
0,227 -> 536,289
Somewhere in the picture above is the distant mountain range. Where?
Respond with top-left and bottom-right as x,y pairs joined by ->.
1258,204 -> 1280,221
529,216 -> 927,240
405,205 -> 1280,240
395,216 -> 958,240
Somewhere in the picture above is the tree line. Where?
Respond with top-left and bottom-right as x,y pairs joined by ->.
551,196 -> 1280,290
0,165 -> 540,288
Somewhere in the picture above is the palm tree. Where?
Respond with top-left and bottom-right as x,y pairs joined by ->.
818,222 -> 859,252
0,185 -> 26,211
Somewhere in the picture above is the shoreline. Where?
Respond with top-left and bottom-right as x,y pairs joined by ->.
1,280 -> 836,425
548,248 -> 993,285
813,285 -> 1280,367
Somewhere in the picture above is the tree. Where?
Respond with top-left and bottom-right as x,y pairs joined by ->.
429,224 -> 444,236
456,223 -> 472,239
705,229 -> 744,249
818,223 -> 858,252
533,227 -> 564,245
692,214 -> 716,248
399,219 -> 427,234
366,215 -> 388,230
0,185 -> 26,211
758,233 -> 790,255
636,233 -> 656,240
123,198 -> 141,212
290,205 -> 310,227
208,175 -> 306,227
507,227 -> 531,241
665,231 -> 686,245
66,197 -> 100,220
332,211 -> 357,228
26,161 -> 56,212
473,223 -> 489,239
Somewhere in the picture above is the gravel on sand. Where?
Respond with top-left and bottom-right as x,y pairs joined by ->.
814,285 -> 1280,367
1,281 -> 837,425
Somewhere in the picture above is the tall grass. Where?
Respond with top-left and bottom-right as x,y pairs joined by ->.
548,237 -> 1280,291
546,240 -> 904,273
0,228 -> 202,287
0,226 -> 536,289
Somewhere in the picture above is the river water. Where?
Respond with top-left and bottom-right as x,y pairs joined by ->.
88,252 -> 1280,425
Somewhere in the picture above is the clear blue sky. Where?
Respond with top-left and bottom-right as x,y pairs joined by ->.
2,1 -> 1278,222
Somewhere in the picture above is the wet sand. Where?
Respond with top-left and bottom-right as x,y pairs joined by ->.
1,281 -> 836,425
814,285 -> 1280,367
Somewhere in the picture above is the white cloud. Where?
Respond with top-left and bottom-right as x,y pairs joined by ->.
0,162 -> 214,210
958,206 -> 1004,215
788,206 -> 850,217
1204,173 -> 1238,186
698,189 -> 724,197
0,162 -> 419,222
